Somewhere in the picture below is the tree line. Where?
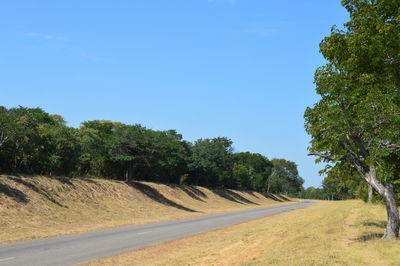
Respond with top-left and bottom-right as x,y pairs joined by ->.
305,0 -> 400,238
0,106 -> 304,195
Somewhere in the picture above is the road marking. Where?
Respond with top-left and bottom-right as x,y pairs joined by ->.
137,231 -> 152,235
0,257 -> 15,262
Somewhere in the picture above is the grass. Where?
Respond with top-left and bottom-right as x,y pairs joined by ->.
0,174 -> 290,244
84,200 -> 400,266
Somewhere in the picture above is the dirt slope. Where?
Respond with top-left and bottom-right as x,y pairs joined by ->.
0,175 -> 290,244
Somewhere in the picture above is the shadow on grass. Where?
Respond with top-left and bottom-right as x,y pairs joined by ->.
82,178 -> 99,184
262,193 -> 291,202
180,187 -> 205,202
54,176 -> 76,187
276,194 -> 291,201
166,184 -> 208,202
362,221 -> 386,229
242,191 -> 260,199
0,183 -> 29,203
128,181 -> 198,213
264,193 -> 284,202
352,233 -> 383,242
212,189 -> 259,205
10,177 -> 67,207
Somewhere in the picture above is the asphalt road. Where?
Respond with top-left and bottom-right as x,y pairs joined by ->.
0,201 -> 314,266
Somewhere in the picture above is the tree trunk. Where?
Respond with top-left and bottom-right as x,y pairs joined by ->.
362,165 -> 399,238
368,183 -> 373,203
382,184 -> 400,239
125,164 -> 133,182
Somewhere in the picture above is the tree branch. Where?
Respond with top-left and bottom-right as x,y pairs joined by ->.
0,135 -> 7,148
349,134 -> 369,158
307,150 -> 334,162
383,143 -> 400,150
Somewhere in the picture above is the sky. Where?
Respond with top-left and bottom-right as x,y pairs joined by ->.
1,0 -> 349,187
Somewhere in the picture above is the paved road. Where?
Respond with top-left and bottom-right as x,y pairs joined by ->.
0,201 -> 314,266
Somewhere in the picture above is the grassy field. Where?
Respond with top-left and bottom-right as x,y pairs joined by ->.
85,200 -> 400,266
0,175 -> 290,244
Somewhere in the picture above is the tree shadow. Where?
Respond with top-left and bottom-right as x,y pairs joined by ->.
242,191 -> 260,199
53,176 -> 75,187
351,233 -> 383,242
128,182 -> 198,213
264,193 -> 284,202
276,194 -> 291,201
9,177 -> 67,207
361,221 -> 386,229
166,184 -> 208,202
212,189 -> 259,205
82,178 -> 99,184
180,186 -> 205,202
0,183 -> 29,203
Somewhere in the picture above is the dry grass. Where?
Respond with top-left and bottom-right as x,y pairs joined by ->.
85,200 -> 400,266
0,174 -> 290,244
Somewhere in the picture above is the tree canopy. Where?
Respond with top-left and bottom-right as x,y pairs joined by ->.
0,106 -> 303,196
305,0 -> 400,238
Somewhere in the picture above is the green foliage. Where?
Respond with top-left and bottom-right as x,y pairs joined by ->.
305,0 -> 400,201
79,120 -> 121,177
40,124 -> 81,175
231,152 -> 273,191
300,187 -> 327,200
269,159 -> 304,196
0,106 -> 304,194
0,106 -> 69,174
188,137 -> 233,187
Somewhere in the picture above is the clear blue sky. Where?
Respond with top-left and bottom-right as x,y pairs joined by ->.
1,0 -> 349,187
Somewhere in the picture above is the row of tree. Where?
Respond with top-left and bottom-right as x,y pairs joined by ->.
0,106 -> 304,195
305,0 -> 400,238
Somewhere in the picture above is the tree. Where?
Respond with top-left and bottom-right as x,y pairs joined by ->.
79,120 -> 122,177
322,162 -> 362,201
0,107 -> 11,149
0,106 -> 64,174
231,152 -> 273,191
108,124 -> 147,182
144,130 -> 190,184
301,187 -> 327,200
305,0 -> 400,238
40,122 -> 81,176
188,137 -> 233,187
268,159 -> 304,196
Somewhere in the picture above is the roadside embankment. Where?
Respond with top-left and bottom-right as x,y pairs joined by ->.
0,175 -> 290,244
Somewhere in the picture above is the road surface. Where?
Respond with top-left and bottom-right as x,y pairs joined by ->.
0,201 -> 314,266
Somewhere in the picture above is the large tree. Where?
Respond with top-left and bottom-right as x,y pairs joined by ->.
305,0 -> 400,238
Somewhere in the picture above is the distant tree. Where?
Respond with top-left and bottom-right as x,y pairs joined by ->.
268,159 -> 304,196
188,137 -> 233,187
144,130 -> 190,184
231,152 -> 273,191
0,106 -> 61,174
40,122 -> 81,176
322,162 -> 364,201
302,187 -> 327,200
108,124 -> 147,182
0,107 -> 11,149
79,120 -> 121,177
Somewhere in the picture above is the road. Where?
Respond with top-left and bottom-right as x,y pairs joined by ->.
0,201 -> 314,266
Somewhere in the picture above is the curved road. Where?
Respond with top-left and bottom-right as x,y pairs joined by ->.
0,201 -> 314,266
